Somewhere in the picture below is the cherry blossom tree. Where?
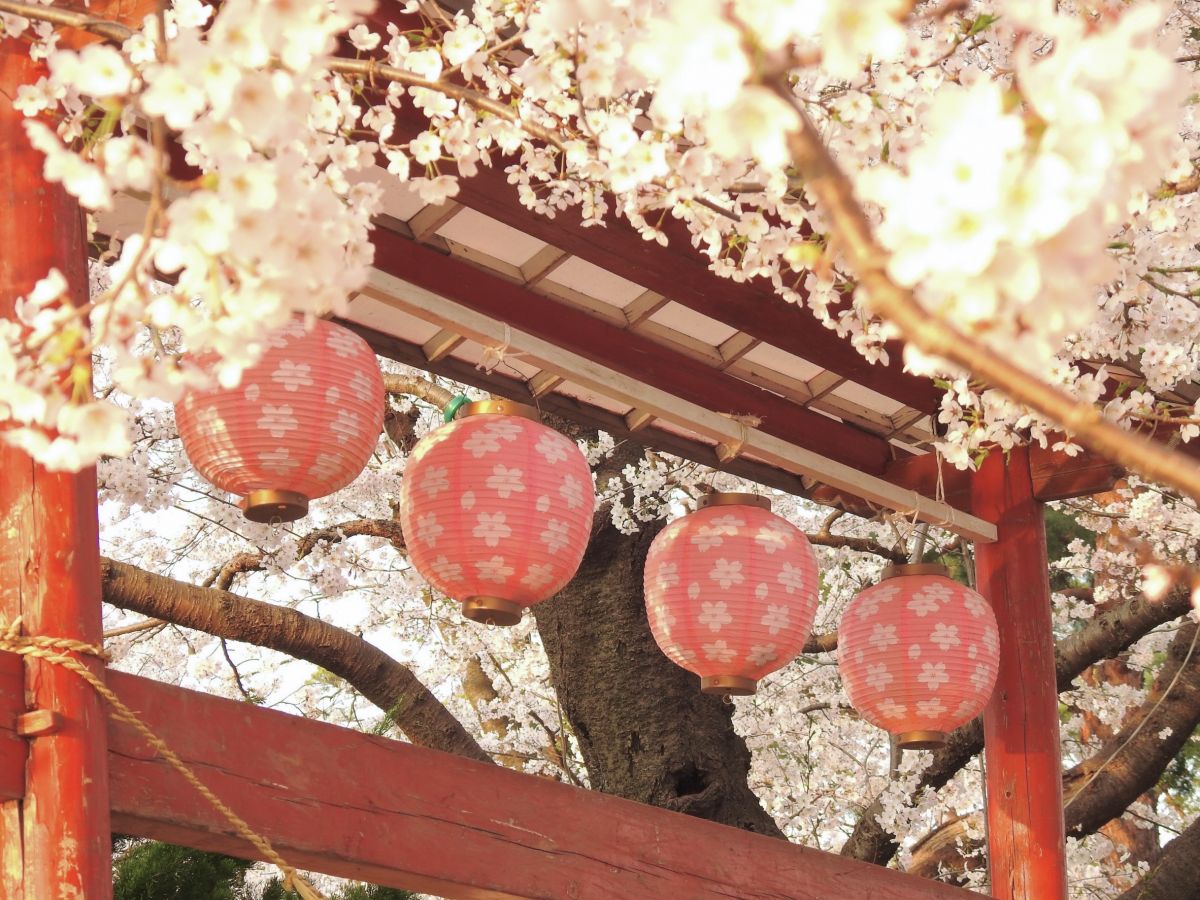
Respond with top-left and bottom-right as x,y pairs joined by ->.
1,0 -> 1200,896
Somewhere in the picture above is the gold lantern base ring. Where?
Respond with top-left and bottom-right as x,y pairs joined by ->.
897,730 -> 948,750
700,674 -> 758,696
462,596 -> 525,627
240,489 -> 309,523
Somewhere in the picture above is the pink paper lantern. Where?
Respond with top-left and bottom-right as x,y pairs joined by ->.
643,493 -> 820,695
840,564 -> 1000,749
399,400 -> 594,626
175,317 -> 384,523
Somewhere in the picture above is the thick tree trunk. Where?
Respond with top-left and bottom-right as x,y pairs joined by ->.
100,557 -> 492,764
533,514 -> 785,837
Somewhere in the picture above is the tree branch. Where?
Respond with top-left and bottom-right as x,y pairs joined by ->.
775,87 -> 1200,504
100,557 -> 492,764
1117,812 -> 1200,899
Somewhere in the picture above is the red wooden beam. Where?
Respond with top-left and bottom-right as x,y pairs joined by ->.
971,448 -> 1067,900
0,45 -> 112,899
0,658 -> 972,899
371,227 -> 898,474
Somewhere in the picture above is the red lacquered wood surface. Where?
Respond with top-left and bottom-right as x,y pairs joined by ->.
0,43 -> 112,900
0,659 -> 976,900
971,447 -> 1067,900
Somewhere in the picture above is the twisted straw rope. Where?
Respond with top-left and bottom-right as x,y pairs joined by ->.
0,619 -> 327,900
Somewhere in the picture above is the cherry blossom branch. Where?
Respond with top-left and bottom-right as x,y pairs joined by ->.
771,84 -> 1200,504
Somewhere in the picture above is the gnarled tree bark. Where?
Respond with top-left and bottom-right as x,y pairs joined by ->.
533,513 -> 785,837
100,557 -> 491,764
1117,813 -> 1200,900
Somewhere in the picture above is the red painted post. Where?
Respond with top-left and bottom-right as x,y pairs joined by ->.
0,42 -> 113,899
971,447 -> 1067,899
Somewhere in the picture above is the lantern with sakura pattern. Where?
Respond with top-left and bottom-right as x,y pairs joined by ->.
839,563 -> 1000,749
175,317 -> 384,523
399,399 -> 594,626
643,493 -> 820,695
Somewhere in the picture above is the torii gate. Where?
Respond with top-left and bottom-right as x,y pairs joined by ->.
0,10 -> 1125,896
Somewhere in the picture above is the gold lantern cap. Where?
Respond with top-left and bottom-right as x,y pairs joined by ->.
897,730 -> 947,750
698,492 -> 772,512
462,596 -> 524,627
458,399 -> 540,421
240,489 -> 308,523
700,674 -> 758,696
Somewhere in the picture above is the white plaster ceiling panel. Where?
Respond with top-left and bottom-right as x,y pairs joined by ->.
436,207 -> 546,265
738,341 -> 825,381
830,380 -> 907,416
552,379 -> 636,416
346,295 -> 442,342
646,301 -> 738,345
542,257 -> 647,308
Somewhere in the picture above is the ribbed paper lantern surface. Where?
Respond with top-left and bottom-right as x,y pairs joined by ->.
399,400 -> 594,626
175,317 -> 384,522
643,493 -> 820,695
840,564 -> 1000,749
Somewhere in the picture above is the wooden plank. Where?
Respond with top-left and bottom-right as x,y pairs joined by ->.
358,261 -> 998,541
0,46 -> 112,899
370,226 -> 896,475
1,662 -> 973,900
0,652 -> 23,803
971,448 -> 1067,900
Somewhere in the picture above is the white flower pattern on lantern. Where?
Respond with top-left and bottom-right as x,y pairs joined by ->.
416,513 -> 444,547
559,475 -> 585,510
778,562 -> 807,594
522,563 -> 556,590
702,640 -> 736,664
970,663 -> 994,689
877,699 -> 907,720
462,429 -> 503,458
687,582 -> 701,600
474,511 -> 511,547
965,593 -> 990,618
330,408 -> 361,442
257,404 -> 296,438
690,524 -> 725,552
710,558 -> 744,588
308,453 -> 345,481
906,592 -> 941,617
869,623 -> 898,650
271,359 -> 313,392
535,432 -> 570,464
699,601 -> 732,632
754,522 -> 791,554
708,514 -> 744,534
535,495 -> 551,513
474,556 -> 514,584
864,663 -> 893,691
326,327 -> 361,357
540,518 -> 570,554
460,490 -> 475,510
243,383 -> 261,403
655,562 -> 680,590
422,467 -> 450,497
761,604 -> 790,636
652,603 -> 676,635
918,662 -> 949,691
257,448 -> 299,473
930,623 -> 960,650
746,643 -> 778,666
428,555 -> 463,583
907,643 -> 922,660
916,699 -> 947,718
483,419 -> 524,442
486,464 -> 525,498
325,387 -> 340,406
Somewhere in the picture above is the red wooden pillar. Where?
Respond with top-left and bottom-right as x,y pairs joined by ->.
0,43 -> 112,898
971,447 -> 1067,900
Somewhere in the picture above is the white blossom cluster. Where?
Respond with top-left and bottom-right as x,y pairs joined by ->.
1,0 -> 1197,480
